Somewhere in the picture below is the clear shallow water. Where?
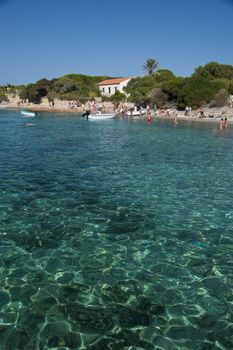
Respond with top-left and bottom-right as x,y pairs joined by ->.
0,109 -> 233,349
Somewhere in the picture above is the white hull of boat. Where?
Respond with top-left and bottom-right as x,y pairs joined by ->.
20,110 -> 37,117
88,113 -> 116,120
126,110 -> 147,116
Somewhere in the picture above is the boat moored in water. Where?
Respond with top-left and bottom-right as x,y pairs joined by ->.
126,108 -> 147,117
82,110 -> 116,120
20,110 -> 38,117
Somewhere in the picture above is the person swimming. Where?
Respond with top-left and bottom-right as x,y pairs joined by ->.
173,111 -> 178,125
223,117 -> 228,129
219,118 -> 224,130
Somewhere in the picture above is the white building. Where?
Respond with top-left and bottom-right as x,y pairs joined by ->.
96,78 -> 131,96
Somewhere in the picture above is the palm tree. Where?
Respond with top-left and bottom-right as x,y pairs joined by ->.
142,58 -> 159,76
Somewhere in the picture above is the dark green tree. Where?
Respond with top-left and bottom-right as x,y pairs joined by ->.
177,76 -> 227,109
110,90 -> 126,102
194,62 -> 233,80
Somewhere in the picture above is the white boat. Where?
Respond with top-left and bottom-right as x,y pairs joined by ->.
20,110 -> 37,117
126,109 -> 147,117
83,111 -> 116,120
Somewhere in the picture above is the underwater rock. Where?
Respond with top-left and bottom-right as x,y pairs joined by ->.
0,312 -> 18,325
158,288 -> 183,306
113,328 -> 155,349
85,337 -> 117,350
24,270 -> 48,285
201,296 -> 227,316
19,310 -> 45,333
151,263 -> 188,280
152,335 -> 176,350
188,259 -> 212,276
82,269 -> 104,285
58,282 -> 91,303
31,289 -> 58,314
39,321 -> 71,341
136,296 -> 165,316
3,326 -> 31,350
115,304 -> 152,328
47,332 -> 81,348
107,218 -> 141,235
0,291 -> 10,308
45,257 -> 71,274
197,313 -> 217,330
135,269 -> 157,283
201,277 -> 232,299
101,284 -> 129,303
166,325 -> 205,344
60,303 -> 114,333
56,272 -> 74,284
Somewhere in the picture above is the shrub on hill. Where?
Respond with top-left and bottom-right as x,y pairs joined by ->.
147,88 -> 168,107
110,91 -> 126,102
228,82 -> 233,95
194,62 -> 233,80
0,89 -> 8,103
125,76 -> 160,103
161,77 -> 186,103
154,69 -> 176,82
125,71 -> 177,105
176,76 -> 228,109
16,74 -> 110,103
209,89 -> 230,107
51,74 -> 108,101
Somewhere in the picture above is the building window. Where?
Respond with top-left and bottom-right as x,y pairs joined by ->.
102,87 -> 105,93
108,87 -> 111,94
115,87 -> 118,92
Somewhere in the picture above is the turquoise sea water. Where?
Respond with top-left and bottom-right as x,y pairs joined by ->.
0,109 -> 233,349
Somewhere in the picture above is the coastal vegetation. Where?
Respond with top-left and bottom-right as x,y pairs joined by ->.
1,62 -> 233,110
17,74 -> 111,104
125,62 -> 233,109
0,86 -> 8,103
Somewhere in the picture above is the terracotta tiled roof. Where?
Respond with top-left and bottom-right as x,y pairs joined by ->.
96,78 -> 130,86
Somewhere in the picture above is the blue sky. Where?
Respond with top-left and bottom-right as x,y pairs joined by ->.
0,0 -> 232,85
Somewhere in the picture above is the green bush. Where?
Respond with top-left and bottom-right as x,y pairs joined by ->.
154,69 -> 176,82
161,77 -> 186,102
0,91 -> 8,103
194,62 -> 233,80
209,89 -> 230,107
228,82 -> 233,95
147,88 -> 168,107
177,76 -> 228,109
18,86 -> 28,100
110,91 -> 126,102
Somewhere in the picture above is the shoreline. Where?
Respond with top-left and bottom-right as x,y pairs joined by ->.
1,101 -> 233,124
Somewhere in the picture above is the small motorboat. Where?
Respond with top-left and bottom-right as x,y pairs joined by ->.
82,110 -> 116,120
126,109 -> 147,117
20,110 -> 38,117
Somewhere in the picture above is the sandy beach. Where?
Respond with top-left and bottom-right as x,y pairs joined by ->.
1,93 -> 233,124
